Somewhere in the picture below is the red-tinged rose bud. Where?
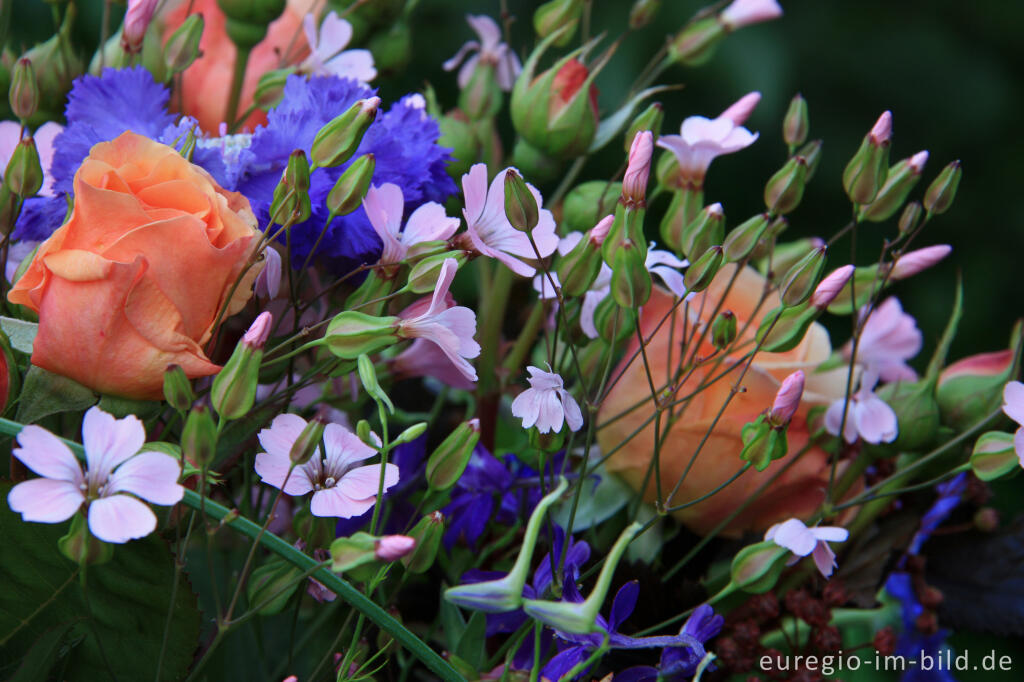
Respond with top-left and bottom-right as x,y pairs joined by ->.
810,264 -> 855,309
937,324 -> 1023,431
889,244 -> 951,280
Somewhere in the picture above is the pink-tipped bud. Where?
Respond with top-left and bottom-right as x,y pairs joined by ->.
256,247 -> 282,299
719,0 -> 783,31
122,0 -> 159,53
908,150 -> 929,173
769,370 -> 805,426
588,214 -> 614,245
720,91 -> 761,126
889,244 -> 952,280
375,535 -> 416,561
869,111 -> 893,146
623,131 -> 654,205
243,311 -> 273,348
810,264 -> 854,309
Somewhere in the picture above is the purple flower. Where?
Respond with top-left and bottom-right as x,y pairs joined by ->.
615,606 -> 725,681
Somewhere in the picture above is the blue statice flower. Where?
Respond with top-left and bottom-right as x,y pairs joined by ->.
235,76 -> 456,273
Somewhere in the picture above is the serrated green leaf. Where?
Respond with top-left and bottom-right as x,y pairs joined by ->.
0,316 -> 37,354
14,365 -> 97,424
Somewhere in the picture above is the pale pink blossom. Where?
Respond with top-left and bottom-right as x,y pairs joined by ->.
623,131 -> 654,204
719,0 -> 783,31
847,297 -> 922,382
122,0 -> 159,53
810,264 -> 854,309
300,11 -> 376,82
656,93 -> 760,188
461,164 -> 559,277
889,245 -> 952,281
824,371 -> 899,444
718,91 -> 762,126
243,311 -> 273,348
7,407 -> 183,543
390,339 -> 477,390
768,370 -> 804,425
256,247 -> 282,299
363,183 -> 459,265
1002,381 -> 1024,467
375,535 -> 416,561
396,258 -> 480,383
443,15 -> 522,91
0,120 -> 62,197
254,414 -> 399,518
511,366 -> 584,434
765,518 -> 849,578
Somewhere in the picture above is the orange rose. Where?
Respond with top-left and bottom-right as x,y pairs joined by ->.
598,264 -> 852,536
8,131 -> 260,400
160,0 -> 314,133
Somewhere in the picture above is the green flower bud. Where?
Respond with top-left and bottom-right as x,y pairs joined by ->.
923,160 -> 962,215
426,419 -> 480,491
459,61 -> 502,120
824,263 -> 881,316
323,311 -> 398,359
217,0 -> 286,49
402,511 -> 445,573
937,326 -> 1022,432
783,93 -> 809,148
859,151 -> 928,223
711,310 -> 737,350
764,156 -> 808,215
356,419 -> 374,446
59,514 -> 114,566
211,313 -> 271,420
290,417 -> 327,466
668,16 -> 725,66
164,14 -> 204,76
842,111 -> 892,205
562,181 -> 621,234
557,217 -> 610,297
731,540 -> 789,593
270,150 -> 312,224
254,67 -> 295,111
898,201 -> 923,235
405,251 -> 468,294
624,102 -> 664,151
610,240 -> 652,308
247,558 -> 303,615
629,0 -> 661,29
9,58 -> 39,121
357,354 -> 394,413
534,0 -> 583,46
327,153 -> 375,217
330,531 -> 379,572
683,246 -> 724,293
969,431 -> 1019,482
394,422 -> 428,445
796,139 -> 823,180
594,294 -> 636,344
503,169 -> 539,233
659,187 -> 703,256
312,97 -> 380,168
778,245 -> 827,307
754,304 -> 819,353
723,212 -> 771,262
181,405 -> 218,469
345,267 -> 394,314
163,364 -> 194,412
739,414 -> 788,471
602,202 -> 646,267
682,202 -> 725,260
4,138 -> 44,197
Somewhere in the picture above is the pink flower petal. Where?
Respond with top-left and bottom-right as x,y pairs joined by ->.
255,451 -> 314,496
323,424 -> 377,470
769,518 -> 816,556
811,542 -> 837,578
8,478 -> 83,523
1003,381 -> 1024,426
810,526 -> 849,543
310,487 -> 376,518
854,394 -> 899,444
14,425 -> 83,483
88,494 -> 157,543
336,463 -> 400,500
107,452 -> 184,505
257,414 -> 310,459
81,407 -> 146,478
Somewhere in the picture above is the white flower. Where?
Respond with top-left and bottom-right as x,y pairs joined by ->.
363,183 -> 459,265
511,366 -> 584,434
765,518 -> 849,578
300,11 -> 376,82
7,407 -> 183,544
443,15 -> 521,91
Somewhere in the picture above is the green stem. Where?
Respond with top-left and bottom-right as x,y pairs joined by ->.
225,45 -> 253,130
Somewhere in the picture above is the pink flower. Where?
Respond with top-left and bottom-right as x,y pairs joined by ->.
623,131 -> 654,204
363,183 -> 459,265
847,297 -> 922,382
300,11 -> 376,82
0,120 -> 62,197
254,414 -> 399,518
718,91 -> 762,125
375,534 -> 416,561
768,370 -> 804,425
255,247 -> 282,300
824,371 -> 899,444
7,407 -> 184,543
122,0 -> 159,53
390,338 -> 477,390
510,366 -> 584,434
461,164 -> 559,277
889,244 -> 952,281
656,93 -> 760,189
443,15 -> 522,91
869,111 -> 893,145
765,518 -> 848,578
243,311 -> 273,348
1002,381 -> 1024,467
810,264 -> 854,309
396,258 -> 480,383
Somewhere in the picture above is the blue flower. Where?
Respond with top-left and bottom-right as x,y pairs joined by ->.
614,605 -> 725,682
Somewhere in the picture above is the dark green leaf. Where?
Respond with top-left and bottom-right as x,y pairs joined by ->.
14,365 -> 97,424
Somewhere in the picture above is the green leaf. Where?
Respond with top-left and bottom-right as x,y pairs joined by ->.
7,622 -> 75,682
14,365 -> 97,424
97,394 -> 163,419
0,316 -> 37,354
588,85 -> 677,153
0,485 -> 201,681
439,596 -> 467,655
455,611 -> 487,672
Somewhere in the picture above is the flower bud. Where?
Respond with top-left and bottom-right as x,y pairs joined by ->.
270,150 -> 312,224
711,310 -> 737,350
247,558 -> 303,616
898,201 -> 923,235
719,0 -> 784,31
889,244 -> 951,281
562,181 -> 621,233
659,187 -> 703,256
181,405 -> 218,468
610,240 -> 652,308
764,156 -> 807,215
289,416 -> 327,466
426,419 -> 480,491
210,313 -> 271,420
875,378 -> 941,451
164,14 -> 204,76
9,58 -> 39,121
842,111 -> 892,205
624,102 -> 664,151
782,93 -> 808,148
739,415 -> 788,471
122,0 -> 159,54
722,212 -> 771,262
623,131 -> 654,205
327,153 -> 376,217
730,540 -> 789,593
504,169 -> 540,233
253,67 -> 294,110
533,0 -> 584,46
459,58 -> 503,121
796,139 -> 823,180
602,202 -> 647,267
768,370 -> 804,426
594,294 -> 636,344
558,219 -> 611,297
311,97 -> 380,168
402,512 -> 445,573
682,202 -> 725,260
243,311 -> 273,349
668,16 -> 725,66
923,160 -> 962,215
255,247 -> 282,299
330,531 -> 379,572
356,419 -> 374,446
778,245 -> 826,307
683,246 -> 724,293
217,0 -> 287,50
969,431 -> 1019,481
4,138 -> 44,197
629,0 -> 661,29
810,264 -> 854,309
394,422 -> 428,445
163,364 -> 194,412
375,535 -> 416,561
937,327 -> 1022,431
357,353 -> 394,413
59,514 -> 114,566
754,304 -> 818,353
859,151 -> 928,222
323,311 -> 399,358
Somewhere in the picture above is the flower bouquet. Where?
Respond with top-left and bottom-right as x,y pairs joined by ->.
1,1 -> 1021,680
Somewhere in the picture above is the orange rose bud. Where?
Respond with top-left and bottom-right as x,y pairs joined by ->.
7,132 -> 260,400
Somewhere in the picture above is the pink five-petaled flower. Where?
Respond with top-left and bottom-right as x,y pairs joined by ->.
254,414 -> 398,518
1002,381 -> 1024,467
510,366 -> 584,434
461,164 -> 559,277
846,297 -> 922,382
765,518 -> 849,579
656,92 -> 761,189
300,11 -> 376,82
824,370 -> 899,445
396,258 -> 481,383
363,183 -> 460,266
7,407 -> 184,543
443,15 -> 522,92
